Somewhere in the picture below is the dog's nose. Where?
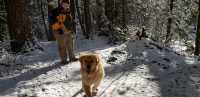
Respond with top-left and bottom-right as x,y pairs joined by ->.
58,22 -> 62,24
86,64 -> 91,69
86,64 -> 91,73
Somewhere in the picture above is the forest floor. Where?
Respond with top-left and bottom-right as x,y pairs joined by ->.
1,35 -> 200,97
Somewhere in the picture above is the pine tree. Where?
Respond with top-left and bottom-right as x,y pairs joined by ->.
83,0 -> 92,39
165,0 -> 174,46
122,0 -> 127,29
6,0 -> 33,53
195,0 -> 200,55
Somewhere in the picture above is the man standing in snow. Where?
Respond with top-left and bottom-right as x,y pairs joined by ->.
50,0 -> 77,64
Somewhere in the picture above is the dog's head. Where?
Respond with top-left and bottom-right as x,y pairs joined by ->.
52,14 -> 66,31
79,54 -> 100,74
56,14 -> 66,23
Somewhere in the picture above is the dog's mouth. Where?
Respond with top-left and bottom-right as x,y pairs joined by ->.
58,29 -> 64,35
86,64 -> 91,74
86,69 -> 91,74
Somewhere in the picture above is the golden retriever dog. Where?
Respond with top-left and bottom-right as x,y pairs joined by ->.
79,54 -> 105,97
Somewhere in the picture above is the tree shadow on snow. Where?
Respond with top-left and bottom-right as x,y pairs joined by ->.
127,40 -> 200,97
0,61 -> 66,96
72,40 -> 200,97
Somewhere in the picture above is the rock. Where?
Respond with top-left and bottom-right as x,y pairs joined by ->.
0,72 -> 3,77
192,65 -> 198,69
146,77 -> 160,81
111,50 -> 126,55
162,66 -> 169,70
107,57 -> 118,63
0,63 -> 10,67
42,88 -> 46,92
18,94 -> 28,97
163,58 -> 170,62
150,60 -> 158,64
149,42 -> 163,50
117,88 -> 126,95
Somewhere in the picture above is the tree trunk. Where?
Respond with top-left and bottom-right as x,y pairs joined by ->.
70,0 -> 76,34
83,0 -> 92,39
165,0 -> 174,46
195,0 -> 200,55
7,0 -> 33,53
165,0 -> 174,45
47,0 -> 56,41
75,0 -> 86,34
105,0 -> 116,23
40,0 -> 48,40
0,0 -> 7,41
95,0 -> 113,36
122,0 -> 127,29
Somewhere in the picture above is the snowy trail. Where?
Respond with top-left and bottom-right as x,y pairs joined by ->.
0,38 -> 200,97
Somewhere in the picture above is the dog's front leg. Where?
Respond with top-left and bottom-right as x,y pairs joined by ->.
83,83 -> 92,97
92,82 -> 100,96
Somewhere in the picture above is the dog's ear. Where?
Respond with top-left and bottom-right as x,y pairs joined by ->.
79,56 -> 85,64
56,15 -> 60,21
66,15 -> 72,20
95,55 -> 100,64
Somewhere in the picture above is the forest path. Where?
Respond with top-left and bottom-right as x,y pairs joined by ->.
0,38 -> 200,97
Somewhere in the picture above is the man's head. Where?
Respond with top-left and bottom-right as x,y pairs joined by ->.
59,0 -> 70,13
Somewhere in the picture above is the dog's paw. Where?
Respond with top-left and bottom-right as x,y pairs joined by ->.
92,89 -> 98,96
92,92 -> 97,96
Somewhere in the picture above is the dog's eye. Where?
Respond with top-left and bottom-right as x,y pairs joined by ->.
90,60 -> 94,63
85,60 -> 90,63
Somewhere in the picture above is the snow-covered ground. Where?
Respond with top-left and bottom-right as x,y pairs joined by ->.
1,36 -> 200,97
